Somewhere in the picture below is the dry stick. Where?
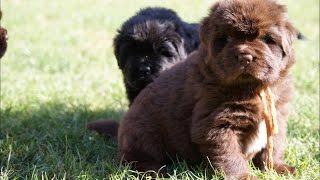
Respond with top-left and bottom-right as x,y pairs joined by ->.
260,87 -> 279,169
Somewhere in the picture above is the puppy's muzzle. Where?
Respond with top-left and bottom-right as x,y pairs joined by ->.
139,66 -> 151,76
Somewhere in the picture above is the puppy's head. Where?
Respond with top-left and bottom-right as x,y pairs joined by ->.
200,0 -> 298,86
114,21 -> 187,89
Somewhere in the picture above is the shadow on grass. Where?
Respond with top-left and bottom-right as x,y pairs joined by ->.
0,101 -> 221,179
0,101 -> 124,179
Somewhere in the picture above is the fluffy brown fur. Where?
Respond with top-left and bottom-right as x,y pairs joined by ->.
0,11 -> 8,59
91,0 -> 299,179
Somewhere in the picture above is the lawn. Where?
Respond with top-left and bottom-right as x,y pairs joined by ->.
0,0 -> 319,179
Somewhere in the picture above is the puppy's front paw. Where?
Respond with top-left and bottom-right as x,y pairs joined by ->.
238,173 -> 257,180
274,163 -> 296,175
227,173 -> 257,180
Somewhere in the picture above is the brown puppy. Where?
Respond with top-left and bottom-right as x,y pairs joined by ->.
0,11 -> 8,59
0,27 -> 8,58
105,0 -> 298,179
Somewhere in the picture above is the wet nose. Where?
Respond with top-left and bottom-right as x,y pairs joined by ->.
139,66 -> 151,75
238,54 -> 253,64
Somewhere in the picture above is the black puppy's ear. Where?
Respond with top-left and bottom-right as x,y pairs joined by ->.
113,32 -> 126,69
160,21 -> 187,59
113,33 -> 121,64
172,39 -> 187,60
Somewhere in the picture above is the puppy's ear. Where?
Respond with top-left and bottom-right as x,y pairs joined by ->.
113,34 -> 121,63
161,21 -> 188,59
174,39 -> 187,59
200,3 -> 220,49
200,17 -> 211,49
113,33 -> 127,69
281,22 -> 299,56
154,21 -> 187,59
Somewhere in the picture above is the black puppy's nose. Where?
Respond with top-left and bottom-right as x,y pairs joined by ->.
238,54 -> 253,64
139,66 -> 151,75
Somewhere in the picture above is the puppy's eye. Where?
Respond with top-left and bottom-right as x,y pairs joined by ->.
214,36 -> 228,48
261,34 -> 276,44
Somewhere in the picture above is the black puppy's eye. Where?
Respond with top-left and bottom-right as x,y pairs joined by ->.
214,35 -> 228,48
261,34 -> 276,44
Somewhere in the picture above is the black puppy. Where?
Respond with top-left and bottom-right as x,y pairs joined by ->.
114,7 -> 200,105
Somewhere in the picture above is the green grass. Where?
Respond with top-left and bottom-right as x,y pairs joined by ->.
0,0 -> 319,179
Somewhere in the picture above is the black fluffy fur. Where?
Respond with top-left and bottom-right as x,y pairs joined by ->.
114,7 -> 200,105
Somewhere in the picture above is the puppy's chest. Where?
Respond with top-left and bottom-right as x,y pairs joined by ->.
242,121 -> 267,159
224,98 -> 267,159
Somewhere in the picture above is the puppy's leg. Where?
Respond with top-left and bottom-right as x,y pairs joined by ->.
118,149 -> 167,177
191,104 -> 256,179
117,126 -> 168,177
253,138 -> 295,174
272,114 -> 295,174
252,139 -> 295,175
196,128 -> 254,180
252,105 -> 295,175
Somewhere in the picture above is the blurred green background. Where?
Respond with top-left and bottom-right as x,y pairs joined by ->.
0,0 -> 319,179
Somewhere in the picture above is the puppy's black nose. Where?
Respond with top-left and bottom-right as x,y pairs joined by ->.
139,66 -> 151,75
238,54 -> 253,64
